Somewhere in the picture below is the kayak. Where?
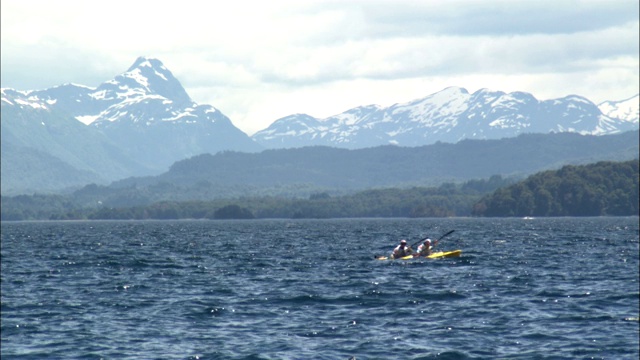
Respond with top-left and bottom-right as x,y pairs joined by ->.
376,249 -> 462,261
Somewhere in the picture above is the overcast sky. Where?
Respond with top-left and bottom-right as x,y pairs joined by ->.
2,0 -> 638,135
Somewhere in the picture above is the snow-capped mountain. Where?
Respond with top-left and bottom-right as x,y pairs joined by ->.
28,57 -> 262,169
1,57 -> 262,195
252,87 -> 639,149
598,94 -> 639,124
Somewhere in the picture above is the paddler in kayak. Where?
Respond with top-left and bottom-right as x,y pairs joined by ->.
415,238 -> 438,257
391,239 -> 414,259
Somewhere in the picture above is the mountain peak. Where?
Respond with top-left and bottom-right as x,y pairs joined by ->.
126,56 -> 167,73
438,86 -> 469,95
128,56 -> 154,70
111,56 -> 192,106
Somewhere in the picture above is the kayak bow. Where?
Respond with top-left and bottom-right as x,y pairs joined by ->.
426,249 -> 462,259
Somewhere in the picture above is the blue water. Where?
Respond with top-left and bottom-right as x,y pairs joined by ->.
1,217 -> 638,359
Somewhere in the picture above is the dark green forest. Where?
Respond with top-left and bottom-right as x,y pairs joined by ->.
472,160 -> 639,217
2,159 -> 638,220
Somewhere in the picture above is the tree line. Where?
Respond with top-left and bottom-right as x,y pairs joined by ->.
2,160 -> 637,221
2,176 -> 511,221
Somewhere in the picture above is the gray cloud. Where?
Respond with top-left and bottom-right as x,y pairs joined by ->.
350,0 -> 639,38
1,41 -> 118,91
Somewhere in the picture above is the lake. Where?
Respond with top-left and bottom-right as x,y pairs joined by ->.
1,217 -> 638,359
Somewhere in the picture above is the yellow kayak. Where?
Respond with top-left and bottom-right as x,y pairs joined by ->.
376,249 -> 461,260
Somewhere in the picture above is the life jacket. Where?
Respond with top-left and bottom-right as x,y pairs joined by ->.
417,243 -> 432,256
393,244 -> 410,258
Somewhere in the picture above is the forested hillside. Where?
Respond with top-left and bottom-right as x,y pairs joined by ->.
3,159 -> 638,220
105,130 -> 639,204
472,160 -> 639,217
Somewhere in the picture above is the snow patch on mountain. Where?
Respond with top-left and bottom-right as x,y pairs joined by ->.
598,94 -> 639,124
76,115 -> 100,125
1,90 -> 49,110
15,98 -> 48,110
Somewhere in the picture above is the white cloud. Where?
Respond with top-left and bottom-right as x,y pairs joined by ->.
1,0 -> 638,135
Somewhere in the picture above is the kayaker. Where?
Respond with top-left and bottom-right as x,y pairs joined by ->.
416,238 -> 437,257
391,239 -> 413,259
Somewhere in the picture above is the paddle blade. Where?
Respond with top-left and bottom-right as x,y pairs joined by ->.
438,230 -> 455,240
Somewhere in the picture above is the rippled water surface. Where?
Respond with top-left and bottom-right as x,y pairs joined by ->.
2,217 -> 639,359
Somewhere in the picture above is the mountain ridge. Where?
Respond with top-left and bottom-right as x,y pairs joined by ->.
252,87 -> 638,149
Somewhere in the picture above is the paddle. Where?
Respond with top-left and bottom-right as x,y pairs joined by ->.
410,229 -> 455,248
411,230 -> 455,257
436,229 -> 455,242
409,236 -> 428,249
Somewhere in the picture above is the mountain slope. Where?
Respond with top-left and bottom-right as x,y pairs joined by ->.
95,130 -> 640,205
1,88 -> 154,195
1,141 -> 102,195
